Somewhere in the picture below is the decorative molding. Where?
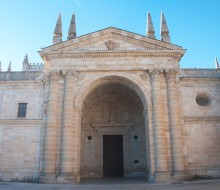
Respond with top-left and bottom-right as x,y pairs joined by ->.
105,40 -> 118,50
44,51 -> 185,60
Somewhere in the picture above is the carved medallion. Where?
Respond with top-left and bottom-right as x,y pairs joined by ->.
105,40 -> 118,50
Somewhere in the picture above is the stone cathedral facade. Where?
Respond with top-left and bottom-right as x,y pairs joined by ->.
0,12 -> 220,183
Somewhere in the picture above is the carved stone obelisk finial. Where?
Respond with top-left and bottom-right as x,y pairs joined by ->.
68,14 -> 76,40
160,12 -> 170,43
53,13 -> 62,44
146,12 -> 156,39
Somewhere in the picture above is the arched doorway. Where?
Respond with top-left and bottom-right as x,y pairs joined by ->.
80,81 -> 148,178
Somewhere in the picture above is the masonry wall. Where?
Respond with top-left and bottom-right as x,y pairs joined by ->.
180,69 -> 220,178
0,78 -> 43,181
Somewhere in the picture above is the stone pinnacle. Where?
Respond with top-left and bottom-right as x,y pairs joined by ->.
160,12 -> 170,43
68,14 -> 76,40
8,61 -> 11,72
215,58 -> 219,69
53,13 -> 62,44
146,12 -> 156,39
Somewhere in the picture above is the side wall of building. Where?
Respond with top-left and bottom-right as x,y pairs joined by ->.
180,70 -> 220,178
0,77 -> 44,182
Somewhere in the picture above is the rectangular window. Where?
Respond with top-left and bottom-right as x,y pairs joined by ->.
18,103 -> 27,118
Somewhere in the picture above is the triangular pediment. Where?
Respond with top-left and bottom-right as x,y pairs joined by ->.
41,27 -> 184,54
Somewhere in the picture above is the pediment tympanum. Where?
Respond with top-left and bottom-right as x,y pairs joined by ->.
40,27 -> 185,58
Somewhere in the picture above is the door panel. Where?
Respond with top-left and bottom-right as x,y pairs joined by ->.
103,135 -> 124,177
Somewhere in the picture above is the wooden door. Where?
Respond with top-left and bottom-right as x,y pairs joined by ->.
103,135 -> 124,177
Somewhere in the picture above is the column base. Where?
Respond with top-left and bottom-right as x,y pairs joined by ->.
170,171 -> 187,181
154,172 -> 171,182
39,174 -> 81,184
153,171 -> 187,183
39,174 -> 57,183
57,174 -> 75,183
57,173 -> 80,184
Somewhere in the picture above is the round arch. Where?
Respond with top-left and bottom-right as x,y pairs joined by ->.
73,73 -> 151,112
72,72 -> 153,179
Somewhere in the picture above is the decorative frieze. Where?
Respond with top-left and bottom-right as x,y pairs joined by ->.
42,52 -> 184,60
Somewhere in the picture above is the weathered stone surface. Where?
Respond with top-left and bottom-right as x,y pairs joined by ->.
0,25 -> 220,184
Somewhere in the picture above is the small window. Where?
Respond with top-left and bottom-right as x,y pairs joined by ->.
87,136 -> 92,141
18,103 -> 27,118
133,135 -> 139,140
196,95 -> 211,106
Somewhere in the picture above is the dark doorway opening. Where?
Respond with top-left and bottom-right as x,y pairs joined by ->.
103,135 -> 124,177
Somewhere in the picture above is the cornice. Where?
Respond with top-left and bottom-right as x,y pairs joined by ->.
0,119 -> 44,125
42,50 -> 185,61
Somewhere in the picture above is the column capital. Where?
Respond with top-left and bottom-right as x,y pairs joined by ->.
149,69 -> 164,79
48,70 -> 60,80
165,69 -> 179,80
62,70 -> 75,80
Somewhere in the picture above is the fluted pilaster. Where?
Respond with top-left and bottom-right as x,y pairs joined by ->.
146,106 -> 156,182
42,71 -> 60,181
59,71 -> 75,180
166,69 -> 185,173
72,108 -> 82,183
150,69 -> 168,176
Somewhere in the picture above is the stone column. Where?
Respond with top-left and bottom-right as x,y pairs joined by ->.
58,71 -> 75,182
41,71 -> 59,182
72,108 -> 81,183
146,106 -> 156,182
150,69 -> 168,181
166,69 -> 185,174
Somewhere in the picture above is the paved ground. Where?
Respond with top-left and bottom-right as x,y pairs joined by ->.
0,178 -> 220,190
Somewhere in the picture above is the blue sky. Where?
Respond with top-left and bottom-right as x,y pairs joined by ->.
0,0 -> 220,71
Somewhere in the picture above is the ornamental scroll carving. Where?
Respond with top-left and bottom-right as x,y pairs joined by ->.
149,69 -> 164,78
166,69 -> 179,80
105,40 -> 118,50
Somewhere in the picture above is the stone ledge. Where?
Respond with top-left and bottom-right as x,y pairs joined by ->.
184,116 -> 220,124
0,119 -> 44,125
